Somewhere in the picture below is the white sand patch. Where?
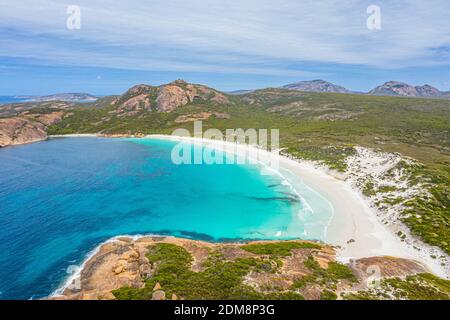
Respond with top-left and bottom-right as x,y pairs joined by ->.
343,147 -> 448,277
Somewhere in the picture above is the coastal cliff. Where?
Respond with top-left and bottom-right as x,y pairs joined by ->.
0,111 -> 64,147
0,117 -> 47,147
50,236 -> 448,300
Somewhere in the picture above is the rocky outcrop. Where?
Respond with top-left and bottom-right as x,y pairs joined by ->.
54,237 -> 154,300
156,80 -> 229,112
0,117 -> 48,147
50,236 -> 432,300
122,94 -> 152,113
114,80 -> 230,113
415,84 -> 441,97
156,85 -> 190,112
283,80 -> 349,93
350,256 -> 426,280
0,111 -> 65,147
368,81 -> 442,97
280,80 -> 444,97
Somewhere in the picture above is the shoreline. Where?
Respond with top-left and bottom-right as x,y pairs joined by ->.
145,135 -> 448,277
50,235 -> 435,300
45,134 -> 448,285
50,233 -> 162,298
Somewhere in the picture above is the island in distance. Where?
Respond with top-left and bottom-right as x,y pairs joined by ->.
15,92 -> 98,103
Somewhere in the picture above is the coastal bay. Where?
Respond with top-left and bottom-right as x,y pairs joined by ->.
0,136 -> 329,299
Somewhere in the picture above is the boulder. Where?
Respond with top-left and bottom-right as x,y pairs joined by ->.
139,264 -> 153,278
113,265 -> 124,274
153,282 -> 161,291
152,290 -> 166,300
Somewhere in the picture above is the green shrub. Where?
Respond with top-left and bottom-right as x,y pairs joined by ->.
320,290 -> 337,300
241,242 -> 321,257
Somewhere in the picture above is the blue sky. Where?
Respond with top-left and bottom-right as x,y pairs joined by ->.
1,0 -> 449,95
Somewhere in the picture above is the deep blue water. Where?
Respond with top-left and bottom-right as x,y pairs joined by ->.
0,96 -> 31,104
0,137 -> 332,299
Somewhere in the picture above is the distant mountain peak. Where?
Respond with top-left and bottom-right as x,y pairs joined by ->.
282,80 -> 349,93
369,81 -> 441,97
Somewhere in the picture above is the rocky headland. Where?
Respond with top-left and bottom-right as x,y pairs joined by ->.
0,79 -> 231,147
0,111 -> 65,147
49,236 -> 448,300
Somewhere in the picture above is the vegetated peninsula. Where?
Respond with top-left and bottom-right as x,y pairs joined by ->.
52,236 -> 449,300
1,79 -> 449,299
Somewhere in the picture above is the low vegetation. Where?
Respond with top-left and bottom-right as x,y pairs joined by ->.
344,273 -> 450,300
292,256 -> 357,291
240,241 -> 322,256
111,241 -> 386,300
112,243 -> 306,300
400,165 -> 450,255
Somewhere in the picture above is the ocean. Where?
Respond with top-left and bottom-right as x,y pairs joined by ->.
0,137 -> 332,299
0,96 -> 32,104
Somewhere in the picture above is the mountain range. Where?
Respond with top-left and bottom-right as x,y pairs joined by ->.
6,81 -> 448,102
368,81 -> 442,97
280,80 -> 448,98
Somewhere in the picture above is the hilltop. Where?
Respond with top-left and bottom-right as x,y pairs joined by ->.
368,81 -> 443,97
282,80 -> 349,93
111,79 -> 229,114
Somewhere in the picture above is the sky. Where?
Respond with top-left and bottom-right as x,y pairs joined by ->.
0,0 -> 449,95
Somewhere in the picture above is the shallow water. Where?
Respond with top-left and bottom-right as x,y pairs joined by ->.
0,137 -> 332,299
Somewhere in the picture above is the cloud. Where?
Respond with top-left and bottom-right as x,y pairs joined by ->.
0,0 -> 449,75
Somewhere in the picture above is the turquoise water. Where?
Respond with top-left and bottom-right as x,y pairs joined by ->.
0,137 -> 332,299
